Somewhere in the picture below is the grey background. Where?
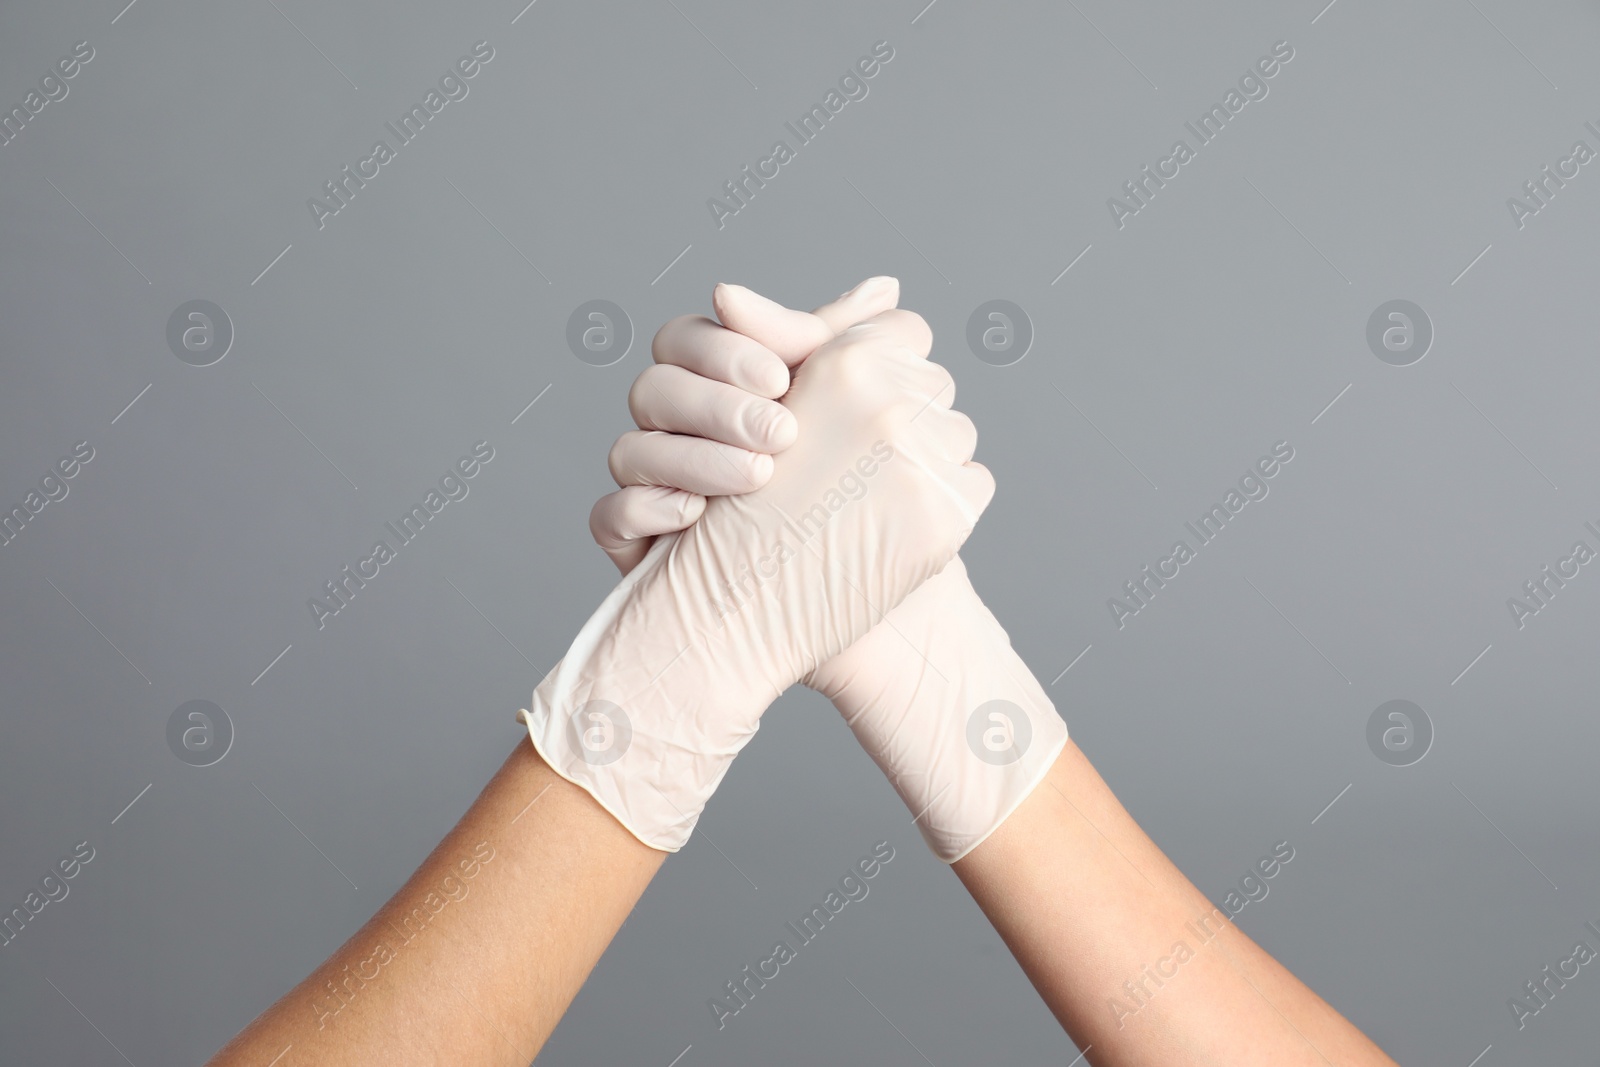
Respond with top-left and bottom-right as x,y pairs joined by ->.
1,0 -> 1597,1063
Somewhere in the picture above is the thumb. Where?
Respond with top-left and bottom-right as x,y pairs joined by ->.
711,276 -> 899,367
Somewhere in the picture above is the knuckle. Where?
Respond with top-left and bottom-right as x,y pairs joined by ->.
969,463 -> 997,506
717,446 -> 768,493
745,399 -> 794,451
676,491 -> 707,524
809,343 -> 879,391
947,410 -> 978,453
733,401 -> 769,450
737,450 -> 774,492
880,308 -> 932,349
926,364 -> 956,404
881,307 -> 929,333
821,330 -> 875,361
874,398 -> 919,439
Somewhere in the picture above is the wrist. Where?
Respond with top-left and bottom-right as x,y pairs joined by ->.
520,523 -> 786,852
810,561 -> 1070,861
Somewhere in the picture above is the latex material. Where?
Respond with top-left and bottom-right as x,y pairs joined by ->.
591,276 -> 902,574
803,558 -> 1069,861
590,279 -> 1068,861
524,312 -> 992,851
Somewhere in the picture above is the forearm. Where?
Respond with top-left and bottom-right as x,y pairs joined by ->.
953,742 -> 1397,1065
591,278 -> 1397,1059
208,738 -> 664,1066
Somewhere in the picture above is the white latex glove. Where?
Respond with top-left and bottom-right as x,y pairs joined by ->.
525,306 -> 993,851
591,276 -> 903,574
592,279 -> 1068,861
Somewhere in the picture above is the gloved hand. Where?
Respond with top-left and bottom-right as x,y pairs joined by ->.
590,276 -> 902,574
592,278 -> 1068,861
524,304 -> 993,852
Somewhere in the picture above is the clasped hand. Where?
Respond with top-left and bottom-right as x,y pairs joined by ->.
523,294 -> 1002,851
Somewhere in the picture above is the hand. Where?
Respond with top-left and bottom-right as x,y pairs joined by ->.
592,276 -> 903,574
591,279 -> 1069,860
524,301 -> 993,850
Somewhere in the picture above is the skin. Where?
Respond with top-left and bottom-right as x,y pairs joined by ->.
206,280 -> 931,1066
207,741 -> 661,1065
955,744 -> 1398,1064
212,278 -> 1400,1065
602,278 -> 1401,1065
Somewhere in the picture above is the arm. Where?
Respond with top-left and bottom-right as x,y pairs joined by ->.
209,740 -> 662,1065
956,742 -> 1398,1065
211,294 -> 987,1064
598,278 -> 1400,1064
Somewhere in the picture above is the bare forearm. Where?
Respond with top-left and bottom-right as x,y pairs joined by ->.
208,739 -> 664,1066
954,742 -> 1397,1066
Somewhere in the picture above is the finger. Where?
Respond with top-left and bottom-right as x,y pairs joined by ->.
712,276 -> 900,366
651,314 -> 791,399
913,406 -> 978,465
808,275 -> 900,336
948,461 -> 997,528
608,429 -> 775,495
629,364 -> 798,453
836,307 -> 934,359
590,486 -> 705,575
902,355 -> 956,410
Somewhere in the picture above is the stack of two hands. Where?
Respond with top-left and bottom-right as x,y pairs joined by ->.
520,278 -> 1068,861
